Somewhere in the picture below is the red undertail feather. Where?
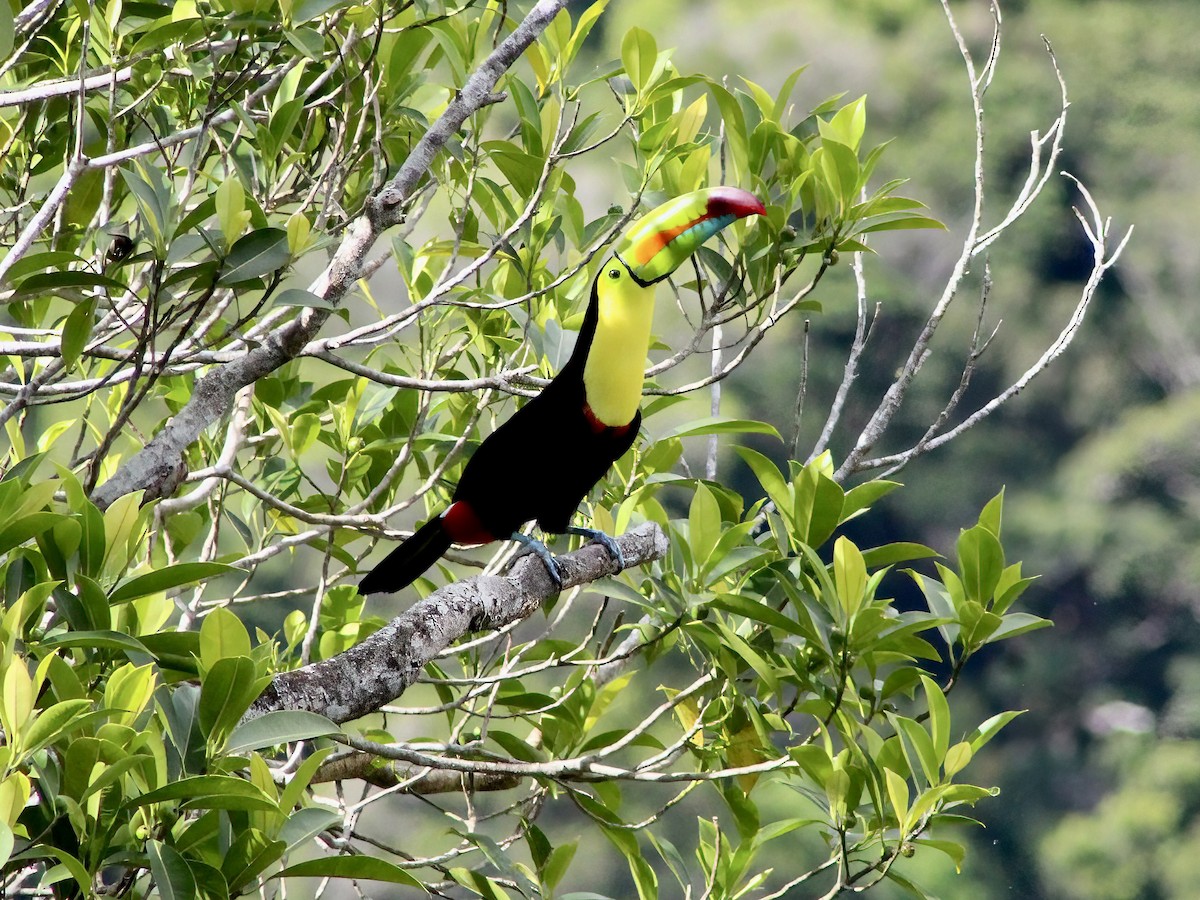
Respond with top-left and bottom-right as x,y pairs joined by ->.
441,500 -> 496,545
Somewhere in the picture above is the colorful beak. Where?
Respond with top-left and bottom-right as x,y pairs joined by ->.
614,186 -> 766,285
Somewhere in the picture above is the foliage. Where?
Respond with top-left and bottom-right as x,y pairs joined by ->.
0,0 -> 1116,897
1039,738 -> 1200,900
0,445 -> 1042,897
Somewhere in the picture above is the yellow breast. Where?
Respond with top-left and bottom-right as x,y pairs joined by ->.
582,267 -> 656,426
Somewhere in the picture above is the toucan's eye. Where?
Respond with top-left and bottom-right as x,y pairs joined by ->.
608,268 -> 621,280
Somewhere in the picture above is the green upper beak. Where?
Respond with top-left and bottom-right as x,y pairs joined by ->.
614,186 -> 766,285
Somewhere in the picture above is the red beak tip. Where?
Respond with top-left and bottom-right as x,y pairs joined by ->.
707,186 -> 767,220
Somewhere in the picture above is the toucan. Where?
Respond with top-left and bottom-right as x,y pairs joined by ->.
359,186 -> 766,594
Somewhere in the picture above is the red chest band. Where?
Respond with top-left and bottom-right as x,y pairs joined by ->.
582,402 -> 634,438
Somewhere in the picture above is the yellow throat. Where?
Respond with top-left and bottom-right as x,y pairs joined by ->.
582,260 -> 656,426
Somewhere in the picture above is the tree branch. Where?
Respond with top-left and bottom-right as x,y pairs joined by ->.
246,523 -> 668,724
310,751 -> 522,792
88,0 -> 569,510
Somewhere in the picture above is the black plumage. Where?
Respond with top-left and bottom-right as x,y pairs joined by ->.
359,277 -> 637,594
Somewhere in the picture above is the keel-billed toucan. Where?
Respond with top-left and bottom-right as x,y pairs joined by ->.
360,186 -> 766,594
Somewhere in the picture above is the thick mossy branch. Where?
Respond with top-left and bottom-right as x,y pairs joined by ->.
246,523 -> 668,724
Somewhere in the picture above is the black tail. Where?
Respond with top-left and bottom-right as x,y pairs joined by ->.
360,515 -> 453,594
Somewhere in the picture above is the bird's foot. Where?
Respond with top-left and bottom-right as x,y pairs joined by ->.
510,531 -> 563,588
566,526 -> 626,570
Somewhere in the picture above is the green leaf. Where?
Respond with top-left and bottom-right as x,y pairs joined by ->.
0,821 -> 12,871
101,491 -> 146,580
709,593 -> 811,640
284,25 -> 325,60
103,662 -> 156,725
892,714 -> 938,788
450,867 -> 511,900
291,0 -> 350,25
840,479 -> 901,522
708,82 -> 749,182
2,252 -> 86,283
55,574 -> 109,633
944,741 -> 973,779
825,764 -> 850,822
907,570 -> 960,648
543,841 -> 578,893
10,846 -> 91,896
688,482 -> 721,573
966,710 -> 1024,754
734,446 -> 790,515
218,228 -> 290,285
275,856 -> 425,888
793,463 -> 844,547
278,806 -> 341,851
852,211 -> 945,235
883,868 -> 929,897
215,176 -> 250,249
21,699 -> 93,754
0,2 -> 13,62
508,75 -> 543,156
70,492 -> 106,578
914,837 -> 967,873
60,298 -> 97,369
286,212 -> 312,255
9,270 -> 126,301
1,661 -> 33,746
620,27 -> 657,93
920,674 -> 950,764
860,542 -> 940,568
772,65 -> 809,121
832,536 -> 866,619
225,710 -> 340,753
987,612 -> 1052,643
270,288 -> 333,310
110,562 -> 237,604
139,632 -> 202,673
462,830 -> 542,899
130,775 -> 277,809
825,95 -> 867,151
815,140 -> 860,211
993,563 -> 1037,615
0,512 -> 64,555
977,488 -> 1004,538
120,163 -> 172,256
199,606 -> 252,667
957,524 -> 1004,605
885,767 -> 910,830
660,417 -> 780,441
147,841 -> 197,900
40,630 -> 150,658
483,141 -> 542,198
279,746 -> 335,812
223,829 -> 286,892
199,656 -> 265,743
717,622 -> 779,694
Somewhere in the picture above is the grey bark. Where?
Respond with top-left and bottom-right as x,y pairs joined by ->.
246,523 -> 669,724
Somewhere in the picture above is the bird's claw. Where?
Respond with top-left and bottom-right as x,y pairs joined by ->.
510,532 -> 563,588
567,526 -> 626,570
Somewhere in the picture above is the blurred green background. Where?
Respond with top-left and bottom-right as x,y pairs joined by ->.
596,0 -> 1199,896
